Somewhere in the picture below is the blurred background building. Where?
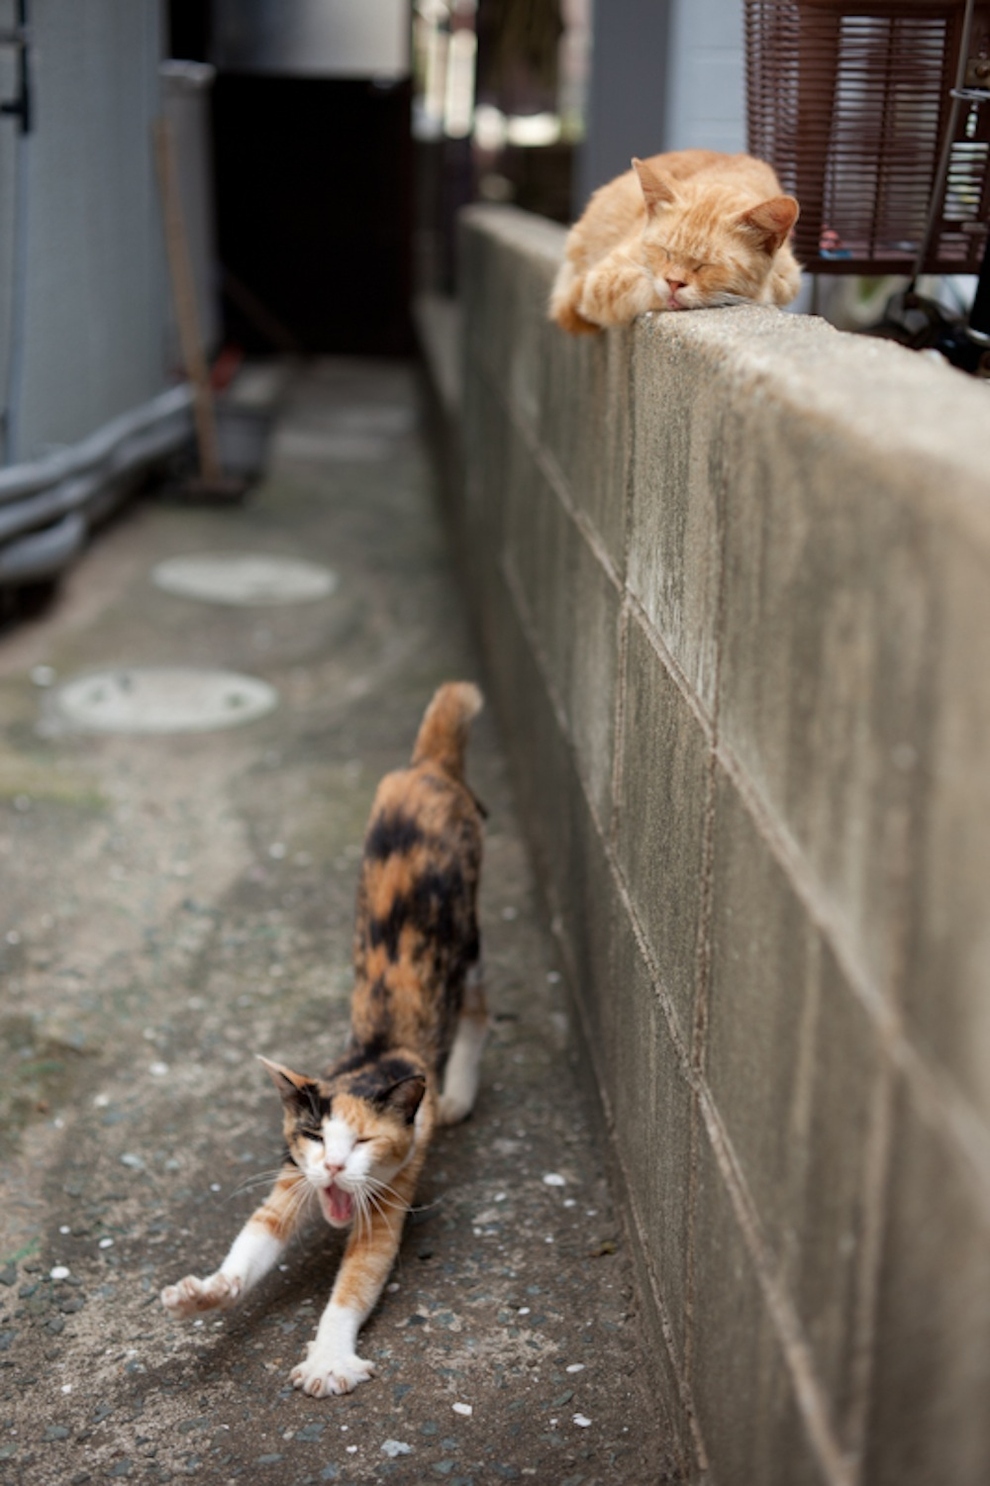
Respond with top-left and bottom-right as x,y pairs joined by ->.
0,0 -> 749,592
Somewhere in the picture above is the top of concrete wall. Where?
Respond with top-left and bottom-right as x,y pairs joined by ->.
461,204 -> 990,539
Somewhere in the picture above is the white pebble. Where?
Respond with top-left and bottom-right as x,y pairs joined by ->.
547,971 -> 561,984
210,1183 -> 221,1192
99,1238 -> 114,1249
149,1062 -> 169,1077
381,1440 -> 412,1458
60,1384 -> 72,1394
452,1402 -> 473,1417
566,1363 -> 586,1374
573,1414 -> 592,1428
518,1307 -> 530,1316
542,1173 -> 566,1187
268,842 -> 286,860
386,1282 -> 400,1293
59,1226 -> 70,1235
563,1199 -> 576,1208
93,1093 -> 110,1108
346,1445 -> 357,1453
50,1266 -> 70,1281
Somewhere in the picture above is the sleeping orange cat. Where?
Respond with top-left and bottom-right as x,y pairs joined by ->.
549,149 -> 801,334
161,683 -> 487,1397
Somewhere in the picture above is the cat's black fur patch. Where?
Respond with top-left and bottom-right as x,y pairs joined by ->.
364,812 -> 426,861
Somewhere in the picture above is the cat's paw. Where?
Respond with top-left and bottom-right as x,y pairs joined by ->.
290,1348 -> 376,1398
437,1091 -> 473,1126
161,1271 -> 242,1318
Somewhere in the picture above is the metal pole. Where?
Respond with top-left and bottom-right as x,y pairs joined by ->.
909,0 -> 978,283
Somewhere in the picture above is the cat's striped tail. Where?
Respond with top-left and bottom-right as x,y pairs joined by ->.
411,682 -> 483,779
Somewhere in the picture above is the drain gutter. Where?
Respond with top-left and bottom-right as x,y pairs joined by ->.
0,383 -> 194,585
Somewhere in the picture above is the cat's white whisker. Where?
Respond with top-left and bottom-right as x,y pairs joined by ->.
362,1171 -> 441,1218
232,1168 -> 291,1197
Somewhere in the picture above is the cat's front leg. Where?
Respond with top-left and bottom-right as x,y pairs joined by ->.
291,1159 -> 422,1397
579,254 -> 658,328
161,1166 -> 303,1319
548,260 -> 600,335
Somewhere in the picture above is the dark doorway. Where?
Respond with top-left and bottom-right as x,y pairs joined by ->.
211,74 -> 413,355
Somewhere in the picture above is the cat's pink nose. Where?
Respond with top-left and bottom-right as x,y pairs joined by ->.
666,278 -> 686,294
324,1160 -> 344,1177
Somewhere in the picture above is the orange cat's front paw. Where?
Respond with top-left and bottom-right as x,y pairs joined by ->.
291,1348 -> 376,1398
551,299 -> 601,336
161,1271 -> 242,1318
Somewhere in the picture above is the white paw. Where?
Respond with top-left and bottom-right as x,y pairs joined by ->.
160,1271 -> 242,1318
290,1348 -> 376,1398
436,1092 -> 472,1126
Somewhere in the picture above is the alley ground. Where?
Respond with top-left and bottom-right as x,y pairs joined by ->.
0,362 -> 678,1485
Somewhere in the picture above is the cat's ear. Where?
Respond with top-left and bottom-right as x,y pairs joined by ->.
379,1073 -> 427,1125
258,1055 -> 319,1108
632,157 -> 677,214
734,195 -> 799,254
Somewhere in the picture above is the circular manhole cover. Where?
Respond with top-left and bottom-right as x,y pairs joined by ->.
152,553 -> 338,606
53,668 -> 279,734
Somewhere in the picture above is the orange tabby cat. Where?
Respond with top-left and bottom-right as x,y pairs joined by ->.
549,149 -> 801,334
161,683 -> 487,1397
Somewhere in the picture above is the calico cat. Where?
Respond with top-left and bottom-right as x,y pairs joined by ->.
161,682 -> 488,1397
549,148 -> 801,334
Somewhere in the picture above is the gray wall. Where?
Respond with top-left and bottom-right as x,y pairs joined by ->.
454,204 -> 990,1486
0,2 -> 18,453
576,0 -> 673,211
575,0 -> 745,217
663,0 -> 746,154
0,0 -> 168,465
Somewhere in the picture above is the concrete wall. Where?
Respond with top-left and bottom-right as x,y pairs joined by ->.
453,204 -> 990,1486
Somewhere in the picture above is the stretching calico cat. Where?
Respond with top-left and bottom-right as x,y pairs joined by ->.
161,682 -> 487,1397
549,149 -> 800,334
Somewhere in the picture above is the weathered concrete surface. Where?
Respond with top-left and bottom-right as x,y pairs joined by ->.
451,204 -> 990,1486
0,360 -> 678,1483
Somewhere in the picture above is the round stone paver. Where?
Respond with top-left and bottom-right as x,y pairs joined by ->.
52,667 -> 278,734
151,552 -> 338,606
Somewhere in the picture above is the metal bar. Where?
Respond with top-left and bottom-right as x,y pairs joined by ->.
968,224 -> 990,336
911,0 -> 979,280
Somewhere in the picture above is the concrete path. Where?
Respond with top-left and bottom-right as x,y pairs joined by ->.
0,362 -> 677,1485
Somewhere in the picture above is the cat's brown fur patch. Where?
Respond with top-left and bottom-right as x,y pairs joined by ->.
549,148 -> 801,332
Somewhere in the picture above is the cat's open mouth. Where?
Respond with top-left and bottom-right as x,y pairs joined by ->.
320,1183 -> 355,1227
